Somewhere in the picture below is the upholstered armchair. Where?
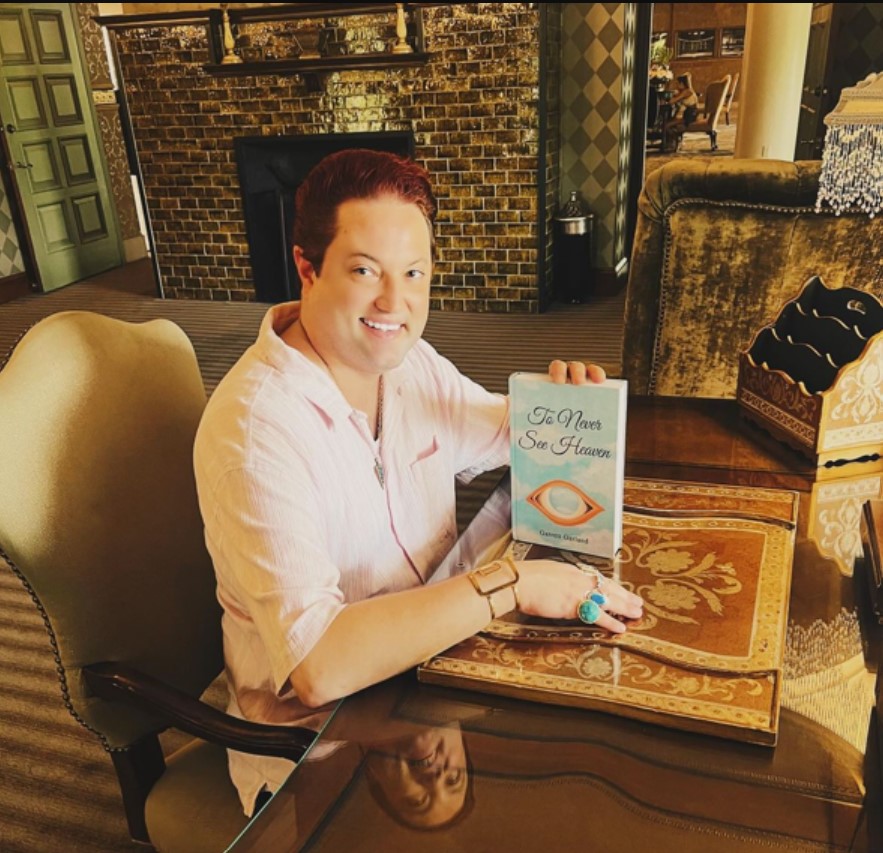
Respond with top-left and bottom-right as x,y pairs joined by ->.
670,75 -> 731,151
622,158 -> 883,398
0,312 -> 315,852
723,71 -> 740,125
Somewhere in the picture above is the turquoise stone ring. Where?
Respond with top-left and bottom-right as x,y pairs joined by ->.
577,598 -> 602,625
590,591 -> 607,606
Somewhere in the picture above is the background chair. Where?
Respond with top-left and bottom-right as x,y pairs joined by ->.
0,312 -> 314,852
671,74 -> 731,151
622,158 -> 883,397
723,71 -> 740,125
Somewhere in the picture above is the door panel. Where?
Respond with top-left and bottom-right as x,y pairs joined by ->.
0,13 -> 31,63
59,135 -> 94,184
31,9 -> 69,62
0,3 -> 121,291
21,139 -> 60,190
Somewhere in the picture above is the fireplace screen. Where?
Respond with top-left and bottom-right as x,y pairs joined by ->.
234,132 -> 413,303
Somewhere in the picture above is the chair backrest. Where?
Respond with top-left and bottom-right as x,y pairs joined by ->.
0,311 -> 221,749
699,75 -> 731,127
725,71 -> 740,109
622,159 -> 883,397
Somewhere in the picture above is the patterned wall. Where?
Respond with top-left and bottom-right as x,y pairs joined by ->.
560,3 -> 627,271
830,3 -> 883,94
615,3 -> 637,269
76,3 -> 142,242
0,190 -> 25,279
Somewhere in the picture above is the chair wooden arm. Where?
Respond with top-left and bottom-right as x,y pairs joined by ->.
84,662 -> 317,762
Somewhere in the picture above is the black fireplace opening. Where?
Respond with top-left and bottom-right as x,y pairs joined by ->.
234,131 -> 415,303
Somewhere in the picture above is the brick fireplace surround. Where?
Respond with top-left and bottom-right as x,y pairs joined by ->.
109,4 -> 561,312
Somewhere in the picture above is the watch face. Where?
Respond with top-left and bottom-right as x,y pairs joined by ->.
471,560 -> 515,594
526,479 -> 603,527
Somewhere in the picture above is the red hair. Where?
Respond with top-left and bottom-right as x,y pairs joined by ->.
293,149 -> 437,272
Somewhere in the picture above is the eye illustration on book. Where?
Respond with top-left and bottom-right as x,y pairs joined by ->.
526,479 -> 603,527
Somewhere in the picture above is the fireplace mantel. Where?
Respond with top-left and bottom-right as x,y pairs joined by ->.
106,3 -> 556,312
98,2 -> 428,77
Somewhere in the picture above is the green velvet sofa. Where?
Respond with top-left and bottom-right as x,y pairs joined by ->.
622,158 -> 883,398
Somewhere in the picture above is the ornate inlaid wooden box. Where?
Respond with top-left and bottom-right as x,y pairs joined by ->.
419,479 -> 799,746
736,276 -> 883,469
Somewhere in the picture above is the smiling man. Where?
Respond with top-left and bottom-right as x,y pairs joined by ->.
193,149 -> 642,816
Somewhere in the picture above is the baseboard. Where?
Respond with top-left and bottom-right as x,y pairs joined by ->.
0,273 -> 33,305
593,261 -> 628,296
124,235 -> 149,263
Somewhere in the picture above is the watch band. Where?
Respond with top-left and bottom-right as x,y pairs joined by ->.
468,557 -> 520,621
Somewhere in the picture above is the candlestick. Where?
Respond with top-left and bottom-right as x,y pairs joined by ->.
392,3 -> 413,54
220,4 -> 243,64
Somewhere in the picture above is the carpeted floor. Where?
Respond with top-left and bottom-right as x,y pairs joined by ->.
0,259 -> 627,852
644,113 -> 737,180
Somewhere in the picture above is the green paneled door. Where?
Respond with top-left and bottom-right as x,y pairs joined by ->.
0,4 -> 121,291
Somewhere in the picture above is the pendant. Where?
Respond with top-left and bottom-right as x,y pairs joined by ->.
374,458 -> 385,489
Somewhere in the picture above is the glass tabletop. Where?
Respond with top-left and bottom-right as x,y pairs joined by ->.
228,397 -> 883,853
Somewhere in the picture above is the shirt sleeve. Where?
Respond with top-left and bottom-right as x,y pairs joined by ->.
197,437 -> 346,696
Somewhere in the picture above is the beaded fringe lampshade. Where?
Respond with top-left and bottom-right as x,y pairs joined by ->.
816,71 -> 883,218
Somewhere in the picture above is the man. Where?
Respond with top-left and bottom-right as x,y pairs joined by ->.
194,149 -> 643,814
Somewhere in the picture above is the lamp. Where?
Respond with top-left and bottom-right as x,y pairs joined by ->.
816,71 -> 883,218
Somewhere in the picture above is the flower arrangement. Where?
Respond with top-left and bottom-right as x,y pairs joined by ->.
649,36 -> 674,85
650,65 -> 674,85
650,35 -> 673,68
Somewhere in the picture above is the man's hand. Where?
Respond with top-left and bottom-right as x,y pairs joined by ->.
548,360 -> 606,385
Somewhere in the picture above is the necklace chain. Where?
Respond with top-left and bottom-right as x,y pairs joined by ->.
375,375 -> 384,441
374,376 -> 385,488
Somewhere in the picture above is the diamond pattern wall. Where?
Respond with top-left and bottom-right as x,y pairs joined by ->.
830,3 -> 883,94
0,191 -> 24,279
560,3 -> 627,271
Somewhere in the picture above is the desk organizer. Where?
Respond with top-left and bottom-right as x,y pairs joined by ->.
737,276 -> 883,468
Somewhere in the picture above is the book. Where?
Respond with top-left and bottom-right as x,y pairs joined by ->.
509,372 -> 628,560
419,478 -> 799,746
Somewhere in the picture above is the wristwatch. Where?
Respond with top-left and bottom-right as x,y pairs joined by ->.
467,558 -> 520,621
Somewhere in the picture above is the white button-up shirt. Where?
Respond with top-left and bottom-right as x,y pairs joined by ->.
193,302 -> 509,812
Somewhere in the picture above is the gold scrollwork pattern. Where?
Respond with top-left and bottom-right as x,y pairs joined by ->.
441,635 -> 775,728
619,528 -> 742,630
739,387 -> 816,446
624,478 -> 799,523
471,637 -> 765,702
96,109 -> 141,240
76,3 -> 113,89
826,340 -> 883,438
487,510 -> 795,675
811,474 -> 883,573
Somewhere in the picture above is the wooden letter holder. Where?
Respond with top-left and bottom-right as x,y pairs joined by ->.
737,276 -> 883,470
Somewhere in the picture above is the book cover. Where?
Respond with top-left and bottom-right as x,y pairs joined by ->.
509,373 -> 627,560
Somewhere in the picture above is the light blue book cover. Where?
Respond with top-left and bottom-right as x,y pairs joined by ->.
509,373 -> 628,559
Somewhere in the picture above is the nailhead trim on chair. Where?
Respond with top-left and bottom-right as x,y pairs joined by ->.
0,543 -> 115,753
648,197 -> 848,395
0,324 -> 36,373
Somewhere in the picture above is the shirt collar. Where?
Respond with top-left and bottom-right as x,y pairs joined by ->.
254,301 -> 413,427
